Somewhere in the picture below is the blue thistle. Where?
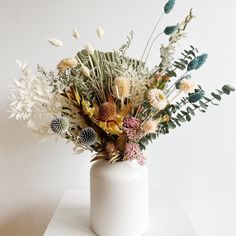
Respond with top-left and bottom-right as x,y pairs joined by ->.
79,127 -> 97,146
164,25 -> 177,35
50,117 -> 70,134
188,90 -> 205,103
164,0 -> 176,14
187,54 -> 208,71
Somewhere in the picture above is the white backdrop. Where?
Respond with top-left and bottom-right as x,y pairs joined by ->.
0,0 -> 236,235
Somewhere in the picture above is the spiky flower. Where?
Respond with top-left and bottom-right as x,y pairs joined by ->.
124,142 -> 146,165
57,58 -> 78,72
164,25 -> 177,35
164,0 -> 176,14
187,54 -> 208,71
113,76 -> 130,99
79,127 -> 97,146
99,102 -> 117,121
50,117 -> 70,134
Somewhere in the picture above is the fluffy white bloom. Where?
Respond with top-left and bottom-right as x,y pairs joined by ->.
96,26 -> 104,39
179,79 -> 198,93
147,89 -> 168,110
81,65 -> 90,77
47,38 -> 63,47
72,28 -> 80,40
85,43 -> 94,55
113,76 -> 130,99
9,61 -> 62,136
141,119 -> 159,134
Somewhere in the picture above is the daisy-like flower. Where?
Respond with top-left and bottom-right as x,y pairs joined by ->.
147,89 -> 168,110
179,79 -> 198,93
57,57 -> 77,72
124,142 -> 146,165
141,119 -> 159,134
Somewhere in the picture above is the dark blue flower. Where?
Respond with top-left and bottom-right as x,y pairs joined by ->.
164,25 -> 177,35
187,53 -> 208,71
164,0 -> 176,14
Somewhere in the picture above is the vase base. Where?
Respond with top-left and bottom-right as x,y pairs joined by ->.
43,190 -> 197,236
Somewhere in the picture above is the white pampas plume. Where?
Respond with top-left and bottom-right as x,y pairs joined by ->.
47,38 -> 63,47
85,43 -> 94,55
97,26 -> 104,39
73,28 -> 80,40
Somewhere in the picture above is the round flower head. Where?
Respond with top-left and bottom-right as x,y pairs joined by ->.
79,127 -> 97,146
50,117 -> 70,134
141,119 -> 159,134
179,79 -> 198,93
124,142 -> 146,165
57,58 -> 77,72
99,101 -> 117,121
113,76 -> 130,99
147,89 -> 168,110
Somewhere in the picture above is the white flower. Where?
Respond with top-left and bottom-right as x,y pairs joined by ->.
179,79 -> 198,93
85,43 -> 94,55
81,65 -> 90,77
97,26 -> 104,39
73,28 -> 80,40
47,38 -> 63,47
9,61 -> 62,136
113,76 -> 130,99
147,89 -> 168,110
141,119 -> 159,134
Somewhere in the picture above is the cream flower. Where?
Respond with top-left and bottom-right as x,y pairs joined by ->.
141,119 -> 159,134
73,28 -> 80,40
147,89 -> 168,110
85,43 -> 94,55
47,38 -> 63,47
81,65 -> 90,77
57,58 -> 78,72
179,79 -> 198,93
113,76 -> 130,99
97,26 -> 104,39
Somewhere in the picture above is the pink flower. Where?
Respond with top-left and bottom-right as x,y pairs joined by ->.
123,116 -> 141,129
124,143 -> 146,165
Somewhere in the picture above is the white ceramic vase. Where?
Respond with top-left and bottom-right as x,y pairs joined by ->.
90,159 -> 149,236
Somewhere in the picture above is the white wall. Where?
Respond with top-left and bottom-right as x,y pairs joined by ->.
0,0 -> 236,235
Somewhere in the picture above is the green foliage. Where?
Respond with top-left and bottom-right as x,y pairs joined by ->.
119,31 -> 134,55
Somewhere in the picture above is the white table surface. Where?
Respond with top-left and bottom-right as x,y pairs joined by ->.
43,190 -> 197,236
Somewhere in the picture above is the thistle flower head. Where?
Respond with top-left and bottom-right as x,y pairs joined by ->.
164,25 -> 177,35
113,76 -> 130,99
79,127 -> 97,146
124,142 -> 146,165
97,26 -> 104,39
57,58 -> 78,72
47,38 -> 63,47
187,53 -> 208,71
50,117 -> 70,134
164,0 -> 176,14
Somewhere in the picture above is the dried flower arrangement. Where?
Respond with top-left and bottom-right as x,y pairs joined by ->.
9,0 -> 235,165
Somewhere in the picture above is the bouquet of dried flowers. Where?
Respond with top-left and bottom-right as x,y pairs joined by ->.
9,0 -> 235,165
